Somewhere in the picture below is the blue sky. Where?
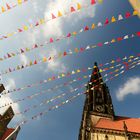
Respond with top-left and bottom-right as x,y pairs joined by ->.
0,0 -> 140,140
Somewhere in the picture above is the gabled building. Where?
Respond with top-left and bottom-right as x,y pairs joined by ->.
0,84 -> 20,140
79,62 -> 140,140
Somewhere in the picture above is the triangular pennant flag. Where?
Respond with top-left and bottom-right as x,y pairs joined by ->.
29,61 -> 33,66
91,0 -> 96,5
124,35 -> 129,39
84,26 -> 89,31
136,32 -> 140,36
68,49 -> 72,54
34,60 -> 37,64
35,22 -> 39,26
86,46 -> 90,50
17,65 -> 20,70
77,3 -> 81,10
104,41 -> 109,45
71,7 -> 76,12
58,11 -> 62,17
72,32 -> 77,35
18,29 -> 23,32
7,53 -> 11,58
98,0 -> 103,4
118,14 -> 123,20
43,57 -> 47,62
91,23 -> 95,29
97,43 -> 103,47
26,48 -> 30,51
1,6 -> 6,13
133,10 -> 138,16
111,16 -> 116,22
79,28 -> 83,33
72,71 -> 75,74
33,44 -> 38,48
131,34 -> 135,38
40,19 -> 45,24
67,33 -> 71,37
48,57 -> 51,60
23,25 -> 28,30
75,48 -> 79,53
51,13 -> 56,19
63,52 -> 67,56
21,49 -> 24,53
97,22 -> 102,27
6,3 -> 11,10
117,37 -> 123,41
21,65 -> 24,69
104,18 -> 109,25
17,0 -> 22,5
80,48 -> 85,52
50,38 -> 53,43
9,68 -> 12,72
111,39 -> 115,43
125,12 -> 131,18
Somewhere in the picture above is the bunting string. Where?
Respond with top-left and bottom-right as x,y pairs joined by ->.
2,54 -> 140,95
0,0 -> 29,15
1,31 -> 140,76
0,10 -> 138,61
0,63 -> 127,108
0,58 -> 140,123
15,59 -> 140,126
0,0 -> 101,41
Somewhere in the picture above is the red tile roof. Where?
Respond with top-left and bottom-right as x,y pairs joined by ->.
95,116 -> 140,133
1,128 -> 15,140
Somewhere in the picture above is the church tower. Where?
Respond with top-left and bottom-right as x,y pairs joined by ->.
78,62 -> 140,140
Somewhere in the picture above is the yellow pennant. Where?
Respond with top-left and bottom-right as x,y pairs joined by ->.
17,0 -> 22,5
111,16 -> 116,22
40,19 -> 45,24
133,10 -> 138,15
98,0 -> 103,4
43,57 -> 47,62
77,3 -> 81,10
1,6 -> 5,13
23,25 -> 28,31
111,39 -> 115,43
77,69 -> 80,73
58,11 -> 62,17
26,48 -> 30,51
91,23 -> 95,29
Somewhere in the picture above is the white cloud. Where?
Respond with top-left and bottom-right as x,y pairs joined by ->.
19,54 -> 29,66
116,77 -> 140,101
39,48 -> 67,73
43,0 -> 96,37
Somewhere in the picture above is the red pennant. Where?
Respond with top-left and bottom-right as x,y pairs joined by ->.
117,37 -> 123,41
125,12 -> 131,18
116,58 -> 121,62
50,38 -> 53,43
67,33 -> 71,37
63,52 -> 67,56
91,0 -> 96,5
52,14 -> 56,19
48,57 -> 51,60
18,29 -> 23,32
104,18 -> 109,25
84,26 -> 89,31
6,3 -> 11,10
34,60 -> 37,64
52,76 -> 56,80
33,44 -> 38,48
7,53 -> 11,58
136,32 -> 140,36
80,48 -> 85,52
66,72 -> 71,76
99,64 -> 103,67
97,43 -> 103,47
71,7 -> 76,12
35,22 -> 39,26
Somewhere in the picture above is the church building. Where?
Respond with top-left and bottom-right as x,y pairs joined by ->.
78,62 -> 140,140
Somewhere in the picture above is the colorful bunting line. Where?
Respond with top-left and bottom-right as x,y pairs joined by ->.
1,59 -> 140,123
0,63 -> 126,108
1,31 -> 140,76
0,10 -> 138,62
2,54 -> 140,95
0,0 -> 100,41
16,60 -> 140,126
0,0 -> 28,15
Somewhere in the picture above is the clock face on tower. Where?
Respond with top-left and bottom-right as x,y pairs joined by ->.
95,105 -> 105,113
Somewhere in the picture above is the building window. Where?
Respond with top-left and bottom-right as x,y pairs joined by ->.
105,135 -> 108,140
